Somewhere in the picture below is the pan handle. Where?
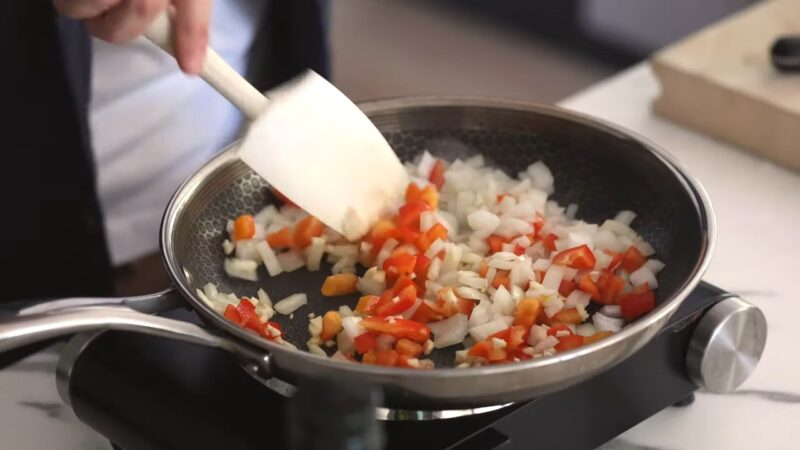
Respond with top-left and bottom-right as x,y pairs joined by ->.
13,289 -> 186,316
0,306 -> 272,378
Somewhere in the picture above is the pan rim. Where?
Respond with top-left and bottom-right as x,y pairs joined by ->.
160,96 -> 716,383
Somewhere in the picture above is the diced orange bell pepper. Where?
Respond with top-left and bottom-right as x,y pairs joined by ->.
374,349 -> 400,367
367,218 -> 397,250
513,298 -> 541,330
356,295 -> 380,314
405,183 -> 423,203
233,215 -> 256,241
266,227 -> 294,249
578,274 -> 600,298
420,185 -> 438,210
426,223 -> 448,242
320,311 -> 343,342
554,334 -> 584,352
468,340 -> 507,362
293,216 -> 323,249
583,331 -> 614,345
551,308 -> 584,324
492,270 -> 510,289
395,226 -> 420,245
320,273 -> 358,297
395,338 -> 423,357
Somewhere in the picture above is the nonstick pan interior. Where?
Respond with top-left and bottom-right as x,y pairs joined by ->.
162,98 -> 712,407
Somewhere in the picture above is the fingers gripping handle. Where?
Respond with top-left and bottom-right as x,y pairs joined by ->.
143,12 -> 268,120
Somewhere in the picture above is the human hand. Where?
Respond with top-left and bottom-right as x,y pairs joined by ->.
53,0 -> 211,74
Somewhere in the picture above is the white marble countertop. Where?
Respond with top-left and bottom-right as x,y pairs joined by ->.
0,64 -> 797,450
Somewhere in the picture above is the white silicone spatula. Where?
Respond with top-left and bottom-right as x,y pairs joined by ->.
143,13 -> 407,240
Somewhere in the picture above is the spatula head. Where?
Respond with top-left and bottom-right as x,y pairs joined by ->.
238,70 -> 408,240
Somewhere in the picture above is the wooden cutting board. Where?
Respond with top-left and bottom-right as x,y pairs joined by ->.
651,0 -> 800,171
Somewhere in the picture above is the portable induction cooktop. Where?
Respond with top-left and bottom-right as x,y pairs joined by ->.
55,281 -> 765,450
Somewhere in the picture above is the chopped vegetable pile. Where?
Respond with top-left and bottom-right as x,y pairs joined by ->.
201,152 -> 664,369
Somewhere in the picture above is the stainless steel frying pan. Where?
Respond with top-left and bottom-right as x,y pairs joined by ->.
0,98 -> 714,409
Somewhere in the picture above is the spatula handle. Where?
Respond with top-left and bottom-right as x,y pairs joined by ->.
143,12 -> 268,120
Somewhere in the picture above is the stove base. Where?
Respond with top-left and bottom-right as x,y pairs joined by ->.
61,282 -> 728,450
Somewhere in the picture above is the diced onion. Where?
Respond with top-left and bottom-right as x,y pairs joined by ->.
306,237 -> 326,271
274,293 -> 308,315
256,241 -> 283,277
277,251 -> 306,272
428,314 -> 469,348
630,266 -> 658,288
469,319 -> 508,342
223,258 -> 258,281
593,312 -> 624,332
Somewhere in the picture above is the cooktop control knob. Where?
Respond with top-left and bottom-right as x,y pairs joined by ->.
686,296 -> 767,394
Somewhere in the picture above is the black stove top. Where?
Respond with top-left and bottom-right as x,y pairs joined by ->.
58,282 -> 730,450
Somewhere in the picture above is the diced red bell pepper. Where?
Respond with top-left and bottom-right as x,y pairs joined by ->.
414,255 -> 431,284
429,160 -> 446,190
394,226 -> 420,245
513,298 -> 541,330
266,227 -> 294,249
293,216 -> 323,249
409,300 -> 440,323
375,284 -> 417,316
383,253 -> 417,278
547,323 -> 574,337
599,271 -> 625,304
468,340 -> 507,362
396,200 -> 431,229
354,332 -> 379,354
455,297 -> 475,318
551,308 -> 584,324
555,334 -> 584,352
233,215 -> 255,241
391,275 -> 416,295
621,246 -> 646,272
486,234 -> 509,254
541,233 -> 558,252
619,290 -> 656,320
558,279 -> 577,296
224,304 -> 241,324
395,338 -> 423,358
236,299 -> 262,332
360,316 -> 430,342
490,326 -> 526,351
552,245 -> 596,269
578,274 -> 600,297
604,250 -> 624,272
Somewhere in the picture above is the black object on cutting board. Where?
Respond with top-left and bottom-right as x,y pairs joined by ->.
771,36 -> 800,72
60,282 -> 731,450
